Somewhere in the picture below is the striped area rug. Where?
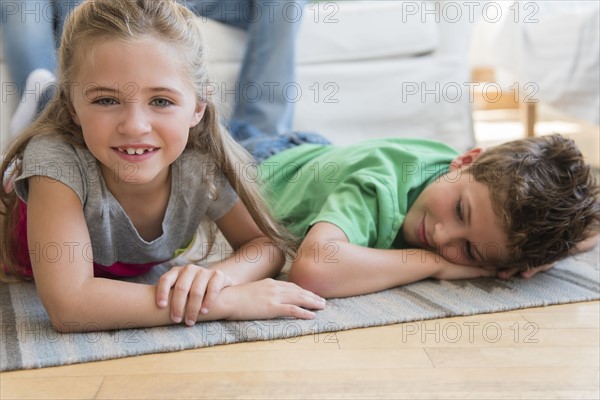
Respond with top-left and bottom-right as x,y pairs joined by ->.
1,245 -> 598,371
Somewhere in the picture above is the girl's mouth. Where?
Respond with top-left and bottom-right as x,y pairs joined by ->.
112,147 -> 159,161
116,147 -> 157,155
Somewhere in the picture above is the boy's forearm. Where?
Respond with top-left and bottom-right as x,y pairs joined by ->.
574,233 -> 599,253
291,240 -> 443,298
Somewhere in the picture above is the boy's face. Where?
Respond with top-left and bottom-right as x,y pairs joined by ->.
402,149 -> 508,268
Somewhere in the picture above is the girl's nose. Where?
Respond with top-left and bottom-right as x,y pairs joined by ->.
117,105 -> 151,136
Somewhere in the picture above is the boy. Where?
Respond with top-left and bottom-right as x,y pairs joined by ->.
259,134 -> 600,298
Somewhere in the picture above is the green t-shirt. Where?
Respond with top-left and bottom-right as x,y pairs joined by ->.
259,138 -> 459,249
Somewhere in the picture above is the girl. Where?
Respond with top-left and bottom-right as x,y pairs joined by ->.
0,0 -> 325,332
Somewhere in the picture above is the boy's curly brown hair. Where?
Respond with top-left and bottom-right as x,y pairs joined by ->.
468,134 -> 599,271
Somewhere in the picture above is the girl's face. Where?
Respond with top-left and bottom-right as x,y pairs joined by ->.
70,38 -> 204,189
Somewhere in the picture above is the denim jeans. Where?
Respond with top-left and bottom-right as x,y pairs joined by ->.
183,1 -> 331,161
186,0 -> 307,138
0,0 -> 78,95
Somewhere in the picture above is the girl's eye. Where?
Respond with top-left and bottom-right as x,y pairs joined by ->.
151,98 -> 173,107
93,98 -> 118,106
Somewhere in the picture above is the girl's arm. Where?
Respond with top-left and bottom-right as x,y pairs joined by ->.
156,200 -> 288,324
288,222 -> 493,298
27,178 -> 323,332
210,199 -> 286,283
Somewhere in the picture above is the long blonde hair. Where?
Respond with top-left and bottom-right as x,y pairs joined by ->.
1,0 -> 297,281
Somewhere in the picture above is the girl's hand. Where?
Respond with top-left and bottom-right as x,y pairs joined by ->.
224,279 -> 327,321
156,265 -> 233,326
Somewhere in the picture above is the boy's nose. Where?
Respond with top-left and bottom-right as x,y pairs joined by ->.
432,222 -> 463,248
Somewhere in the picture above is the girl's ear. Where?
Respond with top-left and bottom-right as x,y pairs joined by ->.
189,102 -> 207,128
449,147 -> 485,172
68,102 -> 81,126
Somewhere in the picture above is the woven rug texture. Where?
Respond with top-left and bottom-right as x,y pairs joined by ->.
1,245 -> 598,371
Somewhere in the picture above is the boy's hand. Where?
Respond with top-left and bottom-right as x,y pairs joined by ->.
156,265 -> 233,326
497,263 -> 555,280
497,234 -> 598,279
223,279 -> 327,320
433,259 -> 496,280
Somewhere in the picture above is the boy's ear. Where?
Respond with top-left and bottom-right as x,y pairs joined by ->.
189,102 -> 207,128
449,148 -> 485,171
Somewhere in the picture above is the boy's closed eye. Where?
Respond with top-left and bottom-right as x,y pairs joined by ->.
454,198 -> 476,262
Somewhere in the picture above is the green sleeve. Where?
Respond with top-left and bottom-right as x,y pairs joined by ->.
307,173 -> 401,249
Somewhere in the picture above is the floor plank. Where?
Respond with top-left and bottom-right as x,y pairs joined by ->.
1,301 -> 598,399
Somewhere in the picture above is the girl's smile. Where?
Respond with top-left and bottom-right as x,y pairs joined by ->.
113,145 -> 160,162
69,38 -> 205,192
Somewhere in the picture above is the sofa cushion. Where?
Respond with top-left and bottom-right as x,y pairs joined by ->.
201,1 -> 439,65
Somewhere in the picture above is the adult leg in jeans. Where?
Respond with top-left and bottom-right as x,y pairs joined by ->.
187,0 -> 329,161
0,0 -> 56,94
231,0 -> 330,160
232,0 -> 304,138
2,0 -> 82,135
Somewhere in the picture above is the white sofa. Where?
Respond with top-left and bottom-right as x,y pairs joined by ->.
1,1 -> 476,152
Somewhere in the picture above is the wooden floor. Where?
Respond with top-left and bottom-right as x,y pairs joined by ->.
1,300 -> 598,399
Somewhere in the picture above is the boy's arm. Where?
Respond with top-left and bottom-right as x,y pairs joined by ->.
574,233 -> 600,253
288,222 -> 493,298
497,233 -> 599,280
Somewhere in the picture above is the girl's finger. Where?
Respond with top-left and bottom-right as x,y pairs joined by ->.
156,267 -> 180,308
170,266 -> 197,323
183,271 -> 212,326
276,304 -> 316,320
293,292 -> 327,311
200,270 -> 228,315
278,282 -> 327,311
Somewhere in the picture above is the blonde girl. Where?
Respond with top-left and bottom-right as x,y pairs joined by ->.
0,0 -> 325,332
